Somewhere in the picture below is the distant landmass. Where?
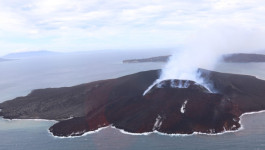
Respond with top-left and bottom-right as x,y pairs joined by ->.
0,58 -> 12,62
123,53 -> 265,63
1,69 -> 265,137
4,50 -> 60,59
123,55 -> 171,63
223,53 -> 265,62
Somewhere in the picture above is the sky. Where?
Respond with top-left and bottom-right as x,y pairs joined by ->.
0,0 -> 265,56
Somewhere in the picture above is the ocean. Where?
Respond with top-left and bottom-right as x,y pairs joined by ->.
1,50 -> 265,150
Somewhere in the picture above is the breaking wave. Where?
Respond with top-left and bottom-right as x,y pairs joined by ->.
47,110 -> 265,138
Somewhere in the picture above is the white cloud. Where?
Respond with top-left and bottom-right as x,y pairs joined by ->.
0,0 -> 265,56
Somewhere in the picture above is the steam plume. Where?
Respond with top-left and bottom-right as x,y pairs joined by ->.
143,25 -> 265,95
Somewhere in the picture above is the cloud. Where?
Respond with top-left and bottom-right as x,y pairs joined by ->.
0,0 -> 265,56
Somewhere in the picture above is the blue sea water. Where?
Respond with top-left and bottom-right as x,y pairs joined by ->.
1,50 -> 265,150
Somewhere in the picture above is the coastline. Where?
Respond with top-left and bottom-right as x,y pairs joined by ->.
0,117 -> 57,122
44,110 -> 265,138
48,125 -> 110,139
1,108 -> 265,139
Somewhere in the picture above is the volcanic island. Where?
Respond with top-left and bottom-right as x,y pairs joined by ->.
1,68 -> 265,137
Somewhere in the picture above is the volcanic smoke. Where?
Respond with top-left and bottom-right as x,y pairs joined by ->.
143,25 -> 265,95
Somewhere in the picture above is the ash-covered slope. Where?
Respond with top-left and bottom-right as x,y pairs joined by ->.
200,69 -> 265,113
1,69 -> 265,137
0,70 -> 158,120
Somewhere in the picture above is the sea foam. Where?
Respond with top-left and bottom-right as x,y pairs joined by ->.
10,110 -> 264,138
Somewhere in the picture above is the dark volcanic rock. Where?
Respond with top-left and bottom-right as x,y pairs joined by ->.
199,69 -> 265,113
1,69 -> 265,137
104,80 -> 239,134
0,80 -> 108,120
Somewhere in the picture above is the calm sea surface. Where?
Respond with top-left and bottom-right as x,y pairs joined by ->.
1,50 -> 265,150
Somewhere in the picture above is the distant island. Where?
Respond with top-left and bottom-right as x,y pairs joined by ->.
0,58 -> 12,62
123,55 -> 171,63
223,53 -> 265,62
4,50 -> 59,59
1,69 -> 265,137
123,53 -> 265,63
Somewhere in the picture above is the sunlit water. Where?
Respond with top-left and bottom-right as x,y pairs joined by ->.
0,50 -> 265,150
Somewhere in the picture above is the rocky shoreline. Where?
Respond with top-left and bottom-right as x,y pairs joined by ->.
1,69 -> 265,137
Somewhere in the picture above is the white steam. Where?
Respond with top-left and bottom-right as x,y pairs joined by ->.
143,25 -> 265,95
